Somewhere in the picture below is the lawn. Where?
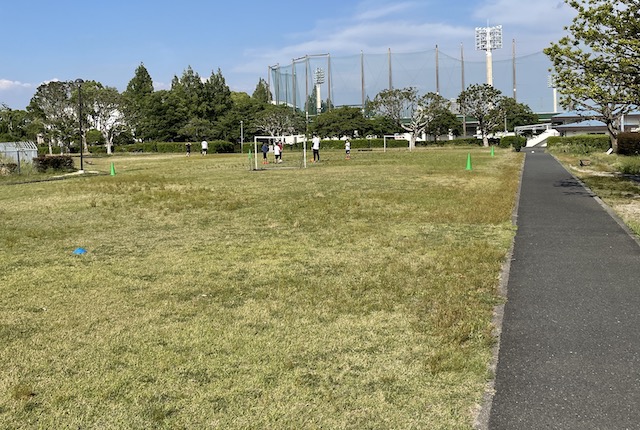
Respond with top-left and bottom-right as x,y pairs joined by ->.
0,148 -> 522,429
550,150 -> 640,236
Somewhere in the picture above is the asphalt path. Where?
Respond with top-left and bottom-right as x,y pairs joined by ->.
487,149 -> 640,429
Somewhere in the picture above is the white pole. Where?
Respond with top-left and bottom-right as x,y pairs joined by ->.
303,138 -> 307,168
241,120 -> 244,153
486,50 -> 493,86
254,137 -> 258,170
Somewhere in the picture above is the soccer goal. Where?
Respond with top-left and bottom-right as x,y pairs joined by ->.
252,135 -> 308,170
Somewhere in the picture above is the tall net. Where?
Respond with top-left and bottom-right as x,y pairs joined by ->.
269,49 -> 555,114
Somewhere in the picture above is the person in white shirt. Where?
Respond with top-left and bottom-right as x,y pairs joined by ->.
345,139 -> 351,160
201,140 -> 208,155
273,141 -> 281,163
312,135 -> 320,162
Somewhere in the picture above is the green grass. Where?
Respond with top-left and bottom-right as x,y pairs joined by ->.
551,150 -> 640,236
0,148 -> 522,429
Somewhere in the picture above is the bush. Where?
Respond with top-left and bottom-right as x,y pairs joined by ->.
33,155 -> 75,172
617,156 -> 640,175
449,137 -> 483,146
547,135 -> 610,154
0,162 -> 18,175
112,141 -> 236,154
500,135 -> 526,151
618,132 -> 640,156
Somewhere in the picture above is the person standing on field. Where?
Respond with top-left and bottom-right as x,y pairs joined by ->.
277,139 -> 284,162
261,141 -> 269,164
273,140 -> 282,163
201,140 -> 208,155
185,142 -> 191,157
345,139 -> 351,160
312,135 -> 320,162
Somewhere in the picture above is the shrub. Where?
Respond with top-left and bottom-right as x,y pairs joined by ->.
547,135 -> 610,154
33,155 -> 75,172
617,156 -> 640,175
617,132 -> 640,156
0,162 -> 19,175
449,137 -> 483,146
500,135 -> 526,151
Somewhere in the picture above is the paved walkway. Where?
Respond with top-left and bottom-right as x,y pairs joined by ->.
488,149 -> 640,429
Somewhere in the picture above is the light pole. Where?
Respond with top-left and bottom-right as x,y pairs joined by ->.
75,78 -> 84,172
313,67 -> 325,114
475,25 -> 503,86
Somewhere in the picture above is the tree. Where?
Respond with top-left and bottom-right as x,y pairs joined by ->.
0,105 -> 32,141
252,78 -> 271,104
85,83 -> 125,154
254,104 -> 305,137
416,92 -> 461,142
372,87 -> 445,149
203,69 -> 233,123
544,0 -> 640,152
457,84 -> 507,147
310,106 -> 366,138
180,118 -> 214,142
501,98 -> 539,131
122,63 -> 154,141
27,81 -> 76,154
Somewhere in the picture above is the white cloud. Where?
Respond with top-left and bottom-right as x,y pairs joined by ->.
473,0 -> 575,29
354,1 -> 415,21
0,79 -> 32,91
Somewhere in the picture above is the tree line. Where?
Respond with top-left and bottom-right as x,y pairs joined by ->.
1,62 -> 540,154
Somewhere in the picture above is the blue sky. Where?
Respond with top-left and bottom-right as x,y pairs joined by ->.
0,0 -> 575,110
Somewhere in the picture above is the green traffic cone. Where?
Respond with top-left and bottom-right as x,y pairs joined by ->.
110,162 -> 116,176
466,153 -> 472,171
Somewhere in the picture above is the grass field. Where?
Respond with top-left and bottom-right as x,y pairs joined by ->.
1,148 -> 522,429
550,151 -> 640,236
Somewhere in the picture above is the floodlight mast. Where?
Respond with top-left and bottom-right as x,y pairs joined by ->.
548,75 -> 558,113
314,68 -> 325,114
475,25 -> 503,86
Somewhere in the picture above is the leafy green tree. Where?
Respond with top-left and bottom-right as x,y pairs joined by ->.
310,106 -> 366,138
417,92 -> 461,142
203,69 -> 233,124
0,105 -> 32,141
373,88 -> 449,149
123,63 -> 154,141
27,81 -> 76,154
501,98 -> 539,131
87,84 -> 126,154
544,0 -> 640,152
145,90 -> 186,142
252,78 -> 271,104
254,104 -> 305,137
180,118 -> 214,142
457,84 -> 507,147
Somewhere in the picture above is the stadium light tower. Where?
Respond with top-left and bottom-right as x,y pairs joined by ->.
548,75 -> 558,113
475,25 -> 503,86
314,67 -> 325,114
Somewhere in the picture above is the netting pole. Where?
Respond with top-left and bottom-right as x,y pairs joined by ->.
461,43 -> 467,137
512,39 -> 517,101
361,51 -> 365,113
327,53 -> 332,111
305,56 -> 309,119
435,45 -> 440,95
292,59 -> 297,112
388,48 -> 393,90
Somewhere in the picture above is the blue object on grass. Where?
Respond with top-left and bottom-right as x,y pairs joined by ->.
73,247 -> 87,255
